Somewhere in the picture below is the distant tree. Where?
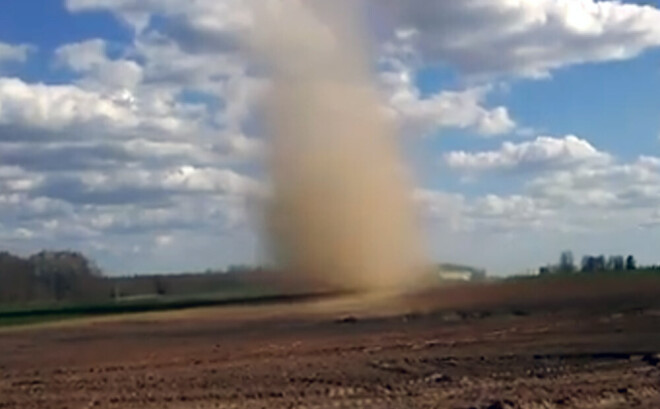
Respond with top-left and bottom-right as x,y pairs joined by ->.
0,252 -> 36,303
559,251 -> 575,273
609,255 -> 625,271
28,250 -> 106,302
470,269 -> 487,281
153,276 -> 170,296
226,265 -> 252,274
606,255 -> 624,271
581,256 -> 596,273
581,255 -> 607,273
626,255 -> 637,271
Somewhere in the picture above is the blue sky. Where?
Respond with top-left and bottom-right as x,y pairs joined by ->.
2,0 -> 660,275
0,1 -> 131,81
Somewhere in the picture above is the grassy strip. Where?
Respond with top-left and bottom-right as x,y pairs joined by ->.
506,268 -> 660,282
0,290 -> 340,328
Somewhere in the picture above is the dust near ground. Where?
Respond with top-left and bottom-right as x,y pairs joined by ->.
2,277 -> 660,409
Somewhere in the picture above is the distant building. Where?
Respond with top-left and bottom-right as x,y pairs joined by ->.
516,268 -> 541,277
437,264 -> 487,282
438,270 -> 472,282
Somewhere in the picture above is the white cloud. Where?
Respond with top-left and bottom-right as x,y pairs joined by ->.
528,156 -> 660,210
56,39 -> 143,91
414,189 -> 465,230
26,166 -> 262,204
385,79 -> 517,137
66,0 -> 252,39
413,189 -> 575,235
438,138 -> 660,234
85,200 -> 238,234
0,78 -> 207,137
382,0 -> 660,78
0,28 -> 263,265
471,194 -> 547,219
0,78 -> 138,131
379,28 -> 518,136
67,0 -> 660,80
134,32 -> 245,91
213,133 -> 265,161
160,166 -> 262,196
14,228 -> 35,239
65,0 -> 518,140
445,135 -> 611,173
433,145 -> 660,236
468,194 -> 556,231
0,42 -> 32,65
155,234 -> 174,246
0,165 -> 261,262
60,0 -> 660,147
56,39 -> 108,71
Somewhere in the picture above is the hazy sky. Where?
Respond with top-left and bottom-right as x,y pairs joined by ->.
1,0 -> 660,275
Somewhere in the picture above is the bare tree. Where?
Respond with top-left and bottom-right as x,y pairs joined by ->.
607,256 -> 624,271
626,255 -> 637,271
559,251 -> 575,273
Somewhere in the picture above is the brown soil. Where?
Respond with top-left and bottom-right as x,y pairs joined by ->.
1,277 -> 660,409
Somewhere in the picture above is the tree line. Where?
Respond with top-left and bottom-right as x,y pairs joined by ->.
540,251 -> 639,275
0,250 -> 106,305
0,249 -> 270,307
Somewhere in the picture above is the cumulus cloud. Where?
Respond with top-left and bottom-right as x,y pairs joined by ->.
30,166 -> 261,206
155,235 -> 174,246
413,188 -> 578,235
435,143 -> 660,235
66,0 -> 252,40
63,0 -> 660,142
528,156 -> 660,209
159,166 -> 263,196
0,42 -> 32,65
56,39 -> 108,71
68,0 -> 660,78
382,0 -> 660,78
0,164 -> 262,259
0,76 -> 212,139
426,154 -> 660,237
413,189 -> 465,230
0,78 -> 138,131
467,194 -> 556,232
56,39 -> 143,91
445,135 -> 611,173
438,135 -> 660,231
384,77 -> 517,136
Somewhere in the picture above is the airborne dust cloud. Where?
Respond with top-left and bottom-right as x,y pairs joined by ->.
250,0 -> 427,293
